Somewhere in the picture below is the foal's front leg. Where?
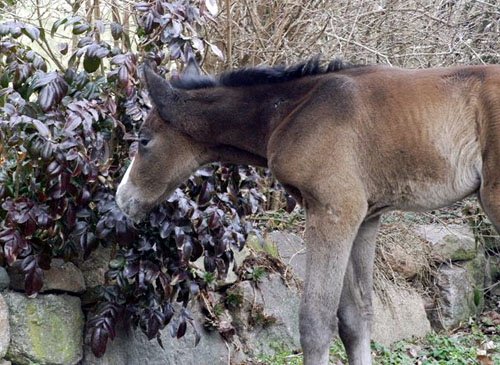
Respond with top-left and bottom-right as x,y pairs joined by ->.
300,197 -> 367,365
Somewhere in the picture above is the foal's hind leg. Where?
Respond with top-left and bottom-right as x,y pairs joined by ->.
337,215 -> 381,365
300,192 -> 367,365
480,182 -> 500,233
479,116 -> 500,233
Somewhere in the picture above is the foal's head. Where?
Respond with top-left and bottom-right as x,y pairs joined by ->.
116,61 -> 210,221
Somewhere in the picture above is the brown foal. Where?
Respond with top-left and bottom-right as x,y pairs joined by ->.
116,57 -> 500,365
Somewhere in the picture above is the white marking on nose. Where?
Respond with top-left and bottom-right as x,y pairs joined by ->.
118,157 -> 135,191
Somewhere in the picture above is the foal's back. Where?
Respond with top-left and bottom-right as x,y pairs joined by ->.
291,65 -> 500,214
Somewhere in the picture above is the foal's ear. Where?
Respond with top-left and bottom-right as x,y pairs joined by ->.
182,54 -> 201,77
143,62 -> 185,121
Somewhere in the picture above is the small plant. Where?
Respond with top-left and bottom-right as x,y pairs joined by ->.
249,304 -> 276,328
224,289 -> 243,309
201,272 -> 216,287
212,303 -> 223,318
247,266 -> 266,283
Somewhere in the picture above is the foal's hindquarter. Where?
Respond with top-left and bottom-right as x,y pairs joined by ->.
266,66 -> 500,365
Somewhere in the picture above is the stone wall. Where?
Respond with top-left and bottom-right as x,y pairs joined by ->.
0,263 -> 85,365
415,224 -> 496,329
0,222 -> 498,364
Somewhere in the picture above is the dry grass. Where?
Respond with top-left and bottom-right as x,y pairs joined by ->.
205,0 -> 500,72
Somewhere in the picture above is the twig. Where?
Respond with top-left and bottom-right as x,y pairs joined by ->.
241,0 -> 266,50
225,0 -> 232,68
34,0 -> 66,72
334,35 -> 392,65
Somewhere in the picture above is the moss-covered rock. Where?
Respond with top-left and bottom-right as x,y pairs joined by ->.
0,294 -> 9,358
416,224 -> 478,262
429,251 -> 486,330
0,268 -> 9,291
4,292 -> 83,365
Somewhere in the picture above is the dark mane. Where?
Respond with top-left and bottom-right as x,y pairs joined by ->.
170,57 -> 363,90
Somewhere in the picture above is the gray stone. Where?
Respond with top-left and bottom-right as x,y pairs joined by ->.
0,268 -> 9,291
268,231 -> 306,281
8,259 -> 86,294
372,283 -> 432,346
429,252 -> 486,329
230,273 -> 301,357
0,360 -> 11,365
80,246 -> 111,288
0,294 -> 10,358
4,292 -> 84,365
415,224 -> 478,262
82,305 -> 245,365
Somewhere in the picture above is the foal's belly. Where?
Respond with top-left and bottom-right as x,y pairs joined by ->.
391,155 -> 482,212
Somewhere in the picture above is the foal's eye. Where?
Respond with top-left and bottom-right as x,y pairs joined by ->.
139,138 -> 150,147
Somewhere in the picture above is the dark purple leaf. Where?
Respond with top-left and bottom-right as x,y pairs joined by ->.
177,317 -> 187,338
31,119 -> 51,137
118,66 -> 128,88
134,2 -> 152,12
24,263 -> 44,296
57,42 -> 68,55
111,22 -> 122,40
143,13 -> 154,33
95,20 -> 105,34
147,314 -> 160,340
91,327 -> 109,358
22,24 -> 40,41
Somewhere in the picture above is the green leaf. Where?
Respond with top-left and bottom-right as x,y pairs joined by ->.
0,72 -> 9,88
72,23 -> 90,35
109,257 -> 126,269
51,18 -> 68,37
473,288 -> 482,307
39,27 -> 46,42
83,55 -> 100,73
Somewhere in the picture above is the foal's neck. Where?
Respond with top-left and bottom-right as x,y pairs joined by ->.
190,79 -> 321,167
